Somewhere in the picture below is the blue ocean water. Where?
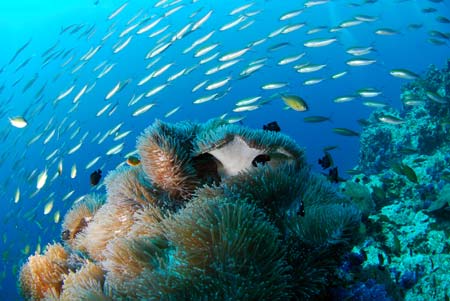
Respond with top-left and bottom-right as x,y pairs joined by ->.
0,0 -> 448,299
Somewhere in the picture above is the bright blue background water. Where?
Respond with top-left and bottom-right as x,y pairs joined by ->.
0,0 -> 448,299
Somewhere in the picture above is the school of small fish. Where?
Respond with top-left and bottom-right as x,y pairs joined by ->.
0,0 -> 448,286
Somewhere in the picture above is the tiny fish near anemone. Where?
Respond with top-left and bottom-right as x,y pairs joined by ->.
126,155 -> 141,166
262,121 -> 281,132
326,166 -> 345,183
90,169 -> 102,186
318,151 -> 334,169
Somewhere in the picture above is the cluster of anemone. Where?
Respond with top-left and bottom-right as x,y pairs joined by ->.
19,119 -> 362,300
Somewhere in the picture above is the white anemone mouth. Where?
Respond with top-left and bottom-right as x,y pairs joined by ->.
209,136 -> 261,178
207,136 -> 294,178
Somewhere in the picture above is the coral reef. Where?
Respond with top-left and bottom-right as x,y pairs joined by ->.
426,184 -> 450,216
18,119 -> 362,300
358,59 -> 450,174
344,61 -> 450,300
330,279 -> 393,301
18,61 -> 450,299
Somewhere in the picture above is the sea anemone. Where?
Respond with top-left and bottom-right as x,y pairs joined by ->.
193,122 -> 305,179
288,204 -> 361,250
128,204 -> 165,237
73,165 -> 162,260
102,236 -> 169,298
104,165 -> 160,208
197,161 -> 345,229
18,119 -> 365,300
61,194 -> 104,250
161,196 -> 291,300
19,243 -> 69,299
298,174 -> 348,207
285,204 -> 362,299
341,181 -> 375,218
219,162 -> 307,219
137,120 -> 200,202
74,198 -> 139,261
60,261 -> 109,301
129,252 -> 188,300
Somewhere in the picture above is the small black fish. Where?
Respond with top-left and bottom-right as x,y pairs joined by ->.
360,249 -> 368,261
252,154 -> 271,167
328,167 -> 339,183
318,151 -> 333,169
377,253 -> 385,270
263,121 -> 281,132
297,200 -> 305,217
61,229 -> 70,241
90,169 -> 102,186
327,167 -> 345,183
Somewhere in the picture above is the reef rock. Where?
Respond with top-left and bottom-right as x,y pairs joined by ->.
358,60 -> 450,174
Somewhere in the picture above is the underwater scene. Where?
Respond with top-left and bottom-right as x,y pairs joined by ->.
0,0 -> 449,300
